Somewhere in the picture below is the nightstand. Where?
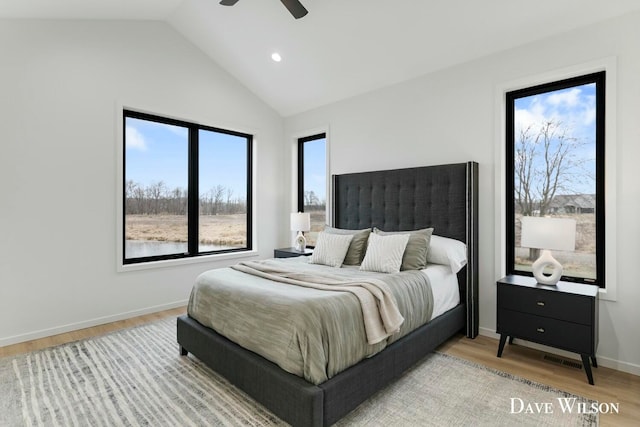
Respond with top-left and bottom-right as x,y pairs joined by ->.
496,275 -> 599,385
274,247 -> 313,258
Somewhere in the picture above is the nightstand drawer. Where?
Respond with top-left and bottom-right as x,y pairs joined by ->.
498,284 -> 592,325
498,308 -> 593,354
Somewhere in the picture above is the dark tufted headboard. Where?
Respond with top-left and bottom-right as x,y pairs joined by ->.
332,162 -> 478,338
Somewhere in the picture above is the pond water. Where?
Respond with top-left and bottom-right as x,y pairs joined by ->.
126,240 -> 230,259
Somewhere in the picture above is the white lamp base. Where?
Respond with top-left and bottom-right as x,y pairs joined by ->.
532,249 -> 563,285
294,231 -> 307,252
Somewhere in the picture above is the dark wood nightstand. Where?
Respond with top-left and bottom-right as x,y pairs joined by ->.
274,247 -> 313,258
496,275 -> 599,385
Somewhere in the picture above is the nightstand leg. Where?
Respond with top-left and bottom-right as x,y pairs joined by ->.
591,355 -> 598,368
581,354 -> 595,385
508,336 -> 514,345
497,334 -> 508,357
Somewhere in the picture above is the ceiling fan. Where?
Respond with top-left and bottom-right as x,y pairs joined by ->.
219,0 -> 308,19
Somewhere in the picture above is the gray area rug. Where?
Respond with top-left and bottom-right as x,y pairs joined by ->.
0,318 -> 598,426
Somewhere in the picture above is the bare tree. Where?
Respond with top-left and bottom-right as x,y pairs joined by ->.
208,185 -> 225,215
125,180 -> 137,213
515,119 -> 594,261
147,181 -> 166,214
304,190 -> 320,207
225,188 -> 234,214
514,119 -> 591,217
170,186 -> 187,215
126,182 -> 246,216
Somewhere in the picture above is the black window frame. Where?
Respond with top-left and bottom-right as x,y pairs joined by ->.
505,71 -> 605,287
123,109 -> 253,265
297,133 -> 326,247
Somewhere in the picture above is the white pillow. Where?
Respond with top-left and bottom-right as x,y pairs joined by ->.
427,235 -> 467,273
360,232 -> 410,273
309,231 -> 353,267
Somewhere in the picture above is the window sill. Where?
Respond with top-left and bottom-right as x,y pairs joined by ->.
117,249 -> 259,273
598,286 -> 616,302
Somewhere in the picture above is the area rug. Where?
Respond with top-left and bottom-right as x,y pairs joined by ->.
0,318 -> 598,426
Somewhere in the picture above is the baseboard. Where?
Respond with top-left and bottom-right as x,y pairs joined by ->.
478,326 -> 640,377
0,300 -> 188,348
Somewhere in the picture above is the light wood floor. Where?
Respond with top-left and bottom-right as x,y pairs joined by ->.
2,307 -> 638,426
440,335 -> 640,426
0,307 -> 186,358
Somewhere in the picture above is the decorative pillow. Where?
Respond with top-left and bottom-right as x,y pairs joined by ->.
427,235 -> 467,273
374,227 -> 434,271
323,226 -> 371,265
309,231 -> 354,268
360,232 -> 410,273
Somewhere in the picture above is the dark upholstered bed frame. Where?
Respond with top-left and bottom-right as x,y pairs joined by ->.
177,161 -> 478,426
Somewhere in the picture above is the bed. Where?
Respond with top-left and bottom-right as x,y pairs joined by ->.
177,161 -> 478,426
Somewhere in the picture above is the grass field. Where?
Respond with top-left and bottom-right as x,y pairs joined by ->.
126,210 -> 325,247
126,214 -> 247,246
127,211 -> 596,277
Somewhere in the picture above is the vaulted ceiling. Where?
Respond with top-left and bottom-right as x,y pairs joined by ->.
3,0 -> 640,116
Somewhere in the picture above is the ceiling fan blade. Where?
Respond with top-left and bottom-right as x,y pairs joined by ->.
219,0 -> 240,6
280,0 -> 308,19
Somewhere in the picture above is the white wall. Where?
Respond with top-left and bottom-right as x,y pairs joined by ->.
284,12 -> 640,374
0,20 -> 284,345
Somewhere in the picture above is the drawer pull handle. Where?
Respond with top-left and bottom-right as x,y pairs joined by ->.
537,328 -> 545,333
536,301 -> 545,307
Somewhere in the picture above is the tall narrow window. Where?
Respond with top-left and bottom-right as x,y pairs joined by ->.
506,72 -> 605,287
297,133 -> 326,247
124,110 -> 252,264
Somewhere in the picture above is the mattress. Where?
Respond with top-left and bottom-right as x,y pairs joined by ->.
423,263 -> 461,319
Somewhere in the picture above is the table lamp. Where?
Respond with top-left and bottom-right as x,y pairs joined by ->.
520,216 -> 576,285
290,212 -> 311,251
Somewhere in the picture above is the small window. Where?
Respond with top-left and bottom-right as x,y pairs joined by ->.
297,133 -> 327,247
123,110 -> 252,264
505,72 -> 605,286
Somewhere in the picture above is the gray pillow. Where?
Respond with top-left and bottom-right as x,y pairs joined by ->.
373,227 -> 434,270
323,226 -> 371,265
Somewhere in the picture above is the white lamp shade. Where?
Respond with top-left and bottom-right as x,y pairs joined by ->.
290,212 -> 311,232
520,216 -> 576,251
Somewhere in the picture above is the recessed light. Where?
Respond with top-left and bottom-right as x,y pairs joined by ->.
271,52 -> 282,62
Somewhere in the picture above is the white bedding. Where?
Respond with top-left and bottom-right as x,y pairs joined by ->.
422,264 -> 461,320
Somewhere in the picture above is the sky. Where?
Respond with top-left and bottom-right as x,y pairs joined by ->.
126,116 -> 326,203
513,82 -> 596,196
125,117 -> 248,199
303,137 -> 327,203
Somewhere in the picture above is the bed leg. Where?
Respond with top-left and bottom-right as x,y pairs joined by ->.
180,346 -> 188,356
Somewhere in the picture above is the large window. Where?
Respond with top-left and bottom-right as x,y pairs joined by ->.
123,110 -> 252,264
297,133 -> 327,247
506,72 -> 605,287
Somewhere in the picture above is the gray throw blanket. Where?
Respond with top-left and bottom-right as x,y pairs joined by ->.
232,260 -> 404,345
